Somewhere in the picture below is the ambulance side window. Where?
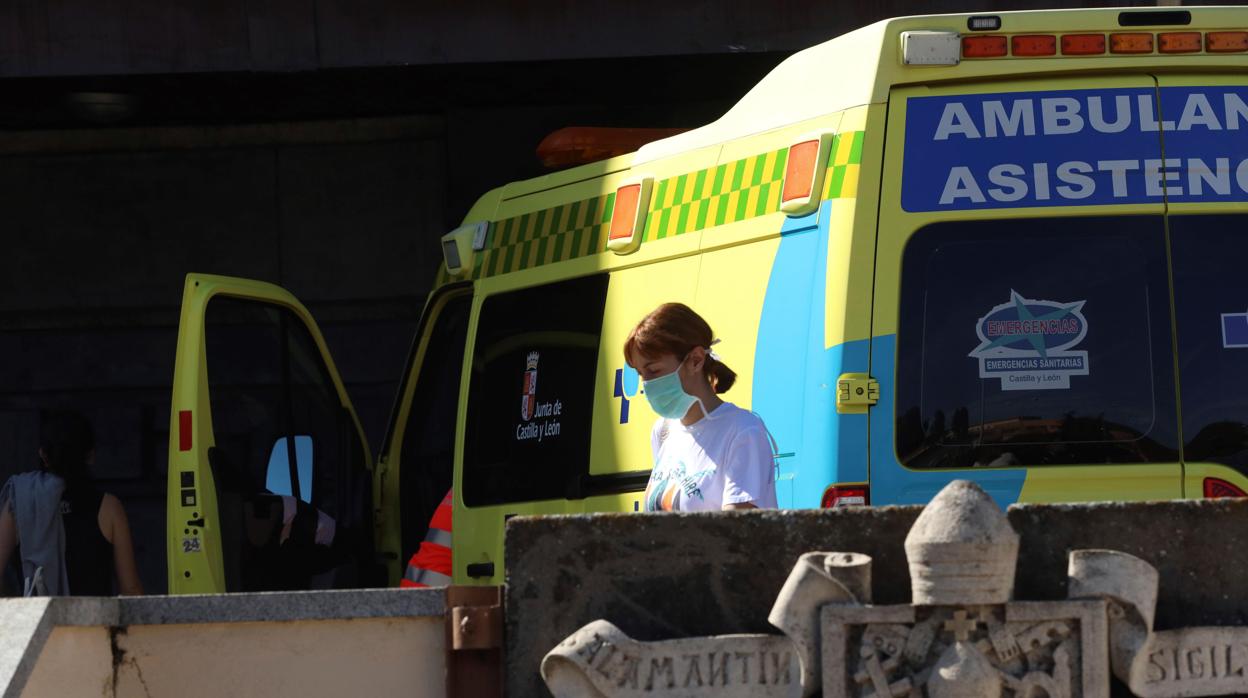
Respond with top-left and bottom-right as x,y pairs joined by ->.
462,274 -> 608,506
894,217 -> 1179,469
1171,214 -> 1248,472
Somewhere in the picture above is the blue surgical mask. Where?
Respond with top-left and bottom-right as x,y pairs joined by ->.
642,359 -> 704,420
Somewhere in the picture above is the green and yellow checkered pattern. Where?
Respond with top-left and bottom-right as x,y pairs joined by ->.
456,130 -> 864,281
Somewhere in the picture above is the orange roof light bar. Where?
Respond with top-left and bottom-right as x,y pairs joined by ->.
1207,31 -> 1248,53
1110,32 -> 1154,54
1061,34 -> 1106,55
962,35 -> 1007,58
1158,32 -> 1202,54
1012,34 -> 1057,56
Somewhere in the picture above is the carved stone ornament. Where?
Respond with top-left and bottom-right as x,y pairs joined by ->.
541,480 -> 1248,697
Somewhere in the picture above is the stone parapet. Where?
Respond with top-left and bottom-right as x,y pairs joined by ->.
506,498 -> 1248,697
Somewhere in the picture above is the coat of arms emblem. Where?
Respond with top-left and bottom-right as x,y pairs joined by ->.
521,351 -> 539,421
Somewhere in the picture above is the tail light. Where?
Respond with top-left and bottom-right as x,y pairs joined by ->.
821,485 -> 869,508
1203,478 -> 1248,499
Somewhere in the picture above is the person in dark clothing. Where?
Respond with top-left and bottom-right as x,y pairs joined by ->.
0,411 -> 143,596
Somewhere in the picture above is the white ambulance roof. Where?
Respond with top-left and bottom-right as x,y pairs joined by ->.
633,19 -> 891,165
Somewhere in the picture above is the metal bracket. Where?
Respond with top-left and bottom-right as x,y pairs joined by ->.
836,373 -> 879,414
446,586 -> 504,698
452,603 -> 503,650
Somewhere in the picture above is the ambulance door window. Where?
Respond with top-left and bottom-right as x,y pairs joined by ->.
398,293 -> 471,563
894,216 -> 1179,469
204,297 -> 358,590
1171,214 -> 1248,472
462,274 -> 608,506
204,299 -> 286,495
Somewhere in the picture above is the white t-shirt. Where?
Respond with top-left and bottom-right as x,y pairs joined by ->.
644,402 -> 778,512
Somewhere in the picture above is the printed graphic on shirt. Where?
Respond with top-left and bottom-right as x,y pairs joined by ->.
645,458 -> 715,512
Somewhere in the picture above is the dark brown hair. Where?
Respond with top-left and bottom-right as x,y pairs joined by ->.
39,410 -> 95,483
624,303 -> 737,393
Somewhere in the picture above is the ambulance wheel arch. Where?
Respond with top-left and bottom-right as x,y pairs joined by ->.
870,75 -> 1185,508
167,273 -> 371,594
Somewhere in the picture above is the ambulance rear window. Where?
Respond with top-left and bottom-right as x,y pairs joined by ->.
463,274 -> 608,506
895,216 -> 1179,469
1171,214 -> 1248,473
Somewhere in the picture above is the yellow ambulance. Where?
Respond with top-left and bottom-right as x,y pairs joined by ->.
167,7 -> 1248,593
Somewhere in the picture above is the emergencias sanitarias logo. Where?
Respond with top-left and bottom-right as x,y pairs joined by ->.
969,290 -> 1089,392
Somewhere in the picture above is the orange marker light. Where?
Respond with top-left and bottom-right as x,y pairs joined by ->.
1110,33 -> 1154,54
781,140 -> 819,203
962,35 -> 1007,58
1061,34 -> 1106,55
608,185 -> 641,242
1012,35 -> 1057,56
606,177 -> 653,254
1207,31 -> 1248,53
780,132 -> 833,216
1158,32 -> 1202,54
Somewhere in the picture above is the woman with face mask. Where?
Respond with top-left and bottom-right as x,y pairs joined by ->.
624,303 -> 777,512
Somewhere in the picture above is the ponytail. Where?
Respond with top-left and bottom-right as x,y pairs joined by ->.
706,356 -> 737,394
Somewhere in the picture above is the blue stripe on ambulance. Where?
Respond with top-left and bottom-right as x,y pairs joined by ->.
753,199 -> 869,509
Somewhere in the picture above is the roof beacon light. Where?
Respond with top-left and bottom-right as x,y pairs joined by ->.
901,31 -> 960,65
607,177 -> 653,255
962,35 -> 1008,58
1158,32 -> 1202,53
1207,31 -> 1248,53
1061,34 -> 1107,55
1110,32 -> 1154,54
780,132 -> 835,217
1012,34 -> 1057,56
441,221 -> 487,276
967,16 -> 1001,32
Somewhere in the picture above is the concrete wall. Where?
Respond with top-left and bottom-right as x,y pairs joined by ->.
2,588 -> 446,698
505,498 -> 1248,697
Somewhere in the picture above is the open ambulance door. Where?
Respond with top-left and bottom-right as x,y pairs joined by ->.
374,284 -> 472,586
167,274 -> 375,594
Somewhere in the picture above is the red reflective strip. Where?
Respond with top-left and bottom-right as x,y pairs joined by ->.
407,541 -> 452,578
178,410 -> 193,451
428,500 -> 452,532
400,578 -> 428,588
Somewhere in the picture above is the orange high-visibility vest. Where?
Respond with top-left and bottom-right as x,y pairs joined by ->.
400,489 -> 452,588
